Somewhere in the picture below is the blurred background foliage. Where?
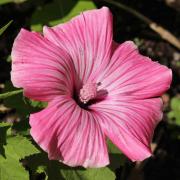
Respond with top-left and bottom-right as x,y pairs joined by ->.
0,0 -> 180,180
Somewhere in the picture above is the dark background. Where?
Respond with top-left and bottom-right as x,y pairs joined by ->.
0,0 -> 180,180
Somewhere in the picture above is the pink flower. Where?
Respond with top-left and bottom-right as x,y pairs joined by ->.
11,7 -> 172,168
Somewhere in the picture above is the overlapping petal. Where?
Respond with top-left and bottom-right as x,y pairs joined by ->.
96,41 -> 172,99
90,98 -> 163,161
30,96 -> 109,168
10,7 -> 172,167
43,7 -> 113,83
89,40 -> 172,161
11,29 -> 77,101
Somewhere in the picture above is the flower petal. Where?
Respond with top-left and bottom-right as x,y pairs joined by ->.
30,96 -> 109,167
97,41 -> 172,99
43,7 -> 113,83
90,98 -> 163,161
11,29 -> 77,101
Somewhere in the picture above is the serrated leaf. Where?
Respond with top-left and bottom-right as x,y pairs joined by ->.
31,0 -> 96,31
0,135 -> 39,180
26,153 -> 64,179
6,136 -> 40,160
0,154 -> 29,180
27,153 -> 116,180
27,141 -> 124,180
61,166 -> 116,180
0,20 -> 12,35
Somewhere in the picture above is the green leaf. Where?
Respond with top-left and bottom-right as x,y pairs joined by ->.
28,99 -> 47,109
2,81 -> 47,135
28,140 -> 124,180
0,20 -> 12,36
31,0 -> 96,31
0,134 -> 39,180
107,139 -> 126,171
3,82 -> 31,117
6,136 -> 40,160
3,83 -> 29,116
28,153 -> 116,180
0,123 -> 11,156
3,81 -> 46,114
0,154 -> 29,180
107,139 -> 121,154
168,97 -> 180,126
26,153 -> 49,178
28,140 -> 125,180
0,122 -> 11,128
61,166 -> 116,180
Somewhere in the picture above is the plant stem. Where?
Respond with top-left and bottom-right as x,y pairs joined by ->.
104,0 -> 180,49
0,89 -> 23,99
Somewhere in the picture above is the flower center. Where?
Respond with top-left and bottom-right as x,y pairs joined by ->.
79,82 -> 98,104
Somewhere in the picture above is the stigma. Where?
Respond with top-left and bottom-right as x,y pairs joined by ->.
79,82 -> 98,104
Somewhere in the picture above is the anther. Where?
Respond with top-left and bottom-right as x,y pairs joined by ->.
79,82 -> 98,104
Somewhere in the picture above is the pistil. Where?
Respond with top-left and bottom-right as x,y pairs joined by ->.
79,82 -> 98,104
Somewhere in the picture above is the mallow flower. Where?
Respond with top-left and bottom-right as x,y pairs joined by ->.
11,7 -> 172,168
